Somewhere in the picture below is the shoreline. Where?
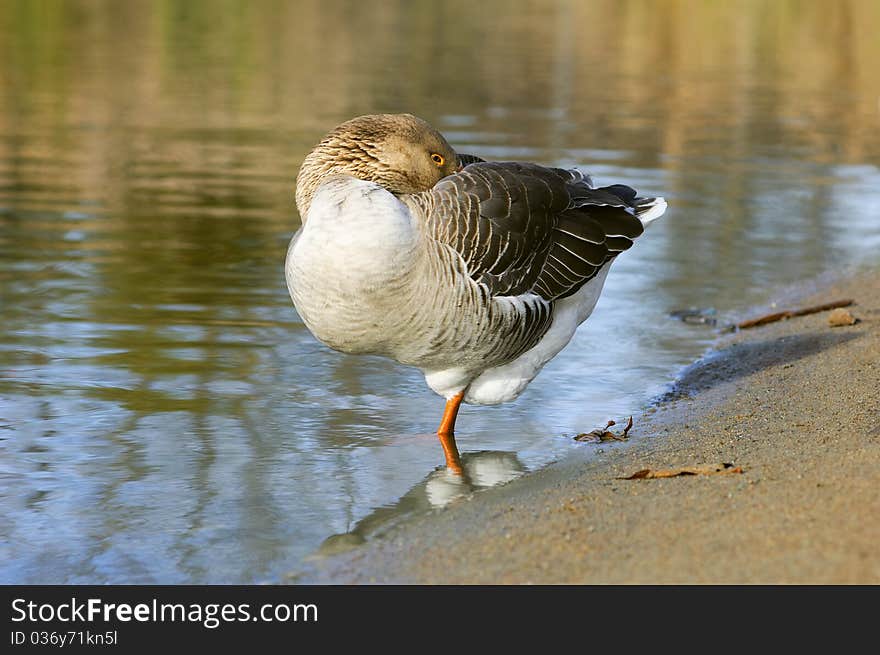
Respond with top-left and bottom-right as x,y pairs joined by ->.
300,266 -> 880,584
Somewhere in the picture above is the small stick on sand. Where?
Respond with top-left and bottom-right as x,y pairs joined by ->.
735,298 -> 854,330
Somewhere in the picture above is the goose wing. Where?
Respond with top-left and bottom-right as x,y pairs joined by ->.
414,161 -> 650,301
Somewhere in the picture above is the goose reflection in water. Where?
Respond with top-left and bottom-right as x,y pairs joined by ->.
314,450 -> 526,558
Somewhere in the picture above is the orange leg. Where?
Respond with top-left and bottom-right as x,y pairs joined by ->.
436,391 -> 464,474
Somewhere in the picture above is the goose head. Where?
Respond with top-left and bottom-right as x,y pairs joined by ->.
295,113 -> 460,220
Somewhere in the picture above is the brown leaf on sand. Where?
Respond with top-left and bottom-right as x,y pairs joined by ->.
619,462 -> 744,480
574,416 -> 634,443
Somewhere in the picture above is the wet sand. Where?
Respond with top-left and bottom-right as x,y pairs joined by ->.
304,269 -> 880,584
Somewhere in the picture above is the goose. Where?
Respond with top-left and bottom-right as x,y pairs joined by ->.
286,113 -> 666,473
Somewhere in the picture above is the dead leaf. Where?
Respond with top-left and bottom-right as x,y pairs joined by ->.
828,308 -> 857,327
618,462 -> 744,480
574,417 -> 633,443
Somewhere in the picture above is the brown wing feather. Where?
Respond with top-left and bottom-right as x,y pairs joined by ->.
419,161 -> 651,301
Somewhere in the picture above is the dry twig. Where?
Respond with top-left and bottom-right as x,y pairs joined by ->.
735,299 -> 854,330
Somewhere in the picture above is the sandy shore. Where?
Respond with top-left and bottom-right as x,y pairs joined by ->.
303,268 -> 880,584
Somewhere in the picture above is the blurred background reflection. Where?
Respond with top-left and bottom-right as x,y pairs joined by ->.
1,0 -> 878,582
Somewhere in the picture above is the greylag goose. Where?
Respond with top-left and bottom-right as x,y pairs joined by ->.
286,114 -> 666,472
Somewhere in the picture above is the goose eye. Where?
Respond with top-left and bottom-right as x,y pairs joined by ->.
430,153 -> 445,166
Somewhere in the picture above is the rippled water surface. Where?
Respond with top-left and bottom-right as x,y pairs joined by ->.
2,0 -> 879,582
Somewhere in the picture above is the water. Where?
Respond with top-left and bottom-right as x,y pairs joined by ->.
1,0 -> 879,583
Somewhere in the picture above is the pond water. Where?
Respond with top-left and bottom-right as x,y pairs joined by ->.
1,0 -> 878,583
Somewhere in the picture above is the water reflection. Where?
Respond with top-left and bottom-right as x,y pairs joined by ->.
1,0 -> 879,583
316,450 -> 527,558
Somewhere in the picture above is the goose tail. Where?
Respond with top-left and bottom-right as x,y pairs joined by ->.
634,196 -> 667,228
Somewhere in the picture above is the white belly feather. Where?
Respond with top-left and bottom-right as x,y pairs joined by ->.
462,263 -> 613,405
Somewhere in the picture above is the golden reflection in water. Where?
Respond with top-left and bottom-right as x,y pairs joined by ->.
1,1 -> 878,220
